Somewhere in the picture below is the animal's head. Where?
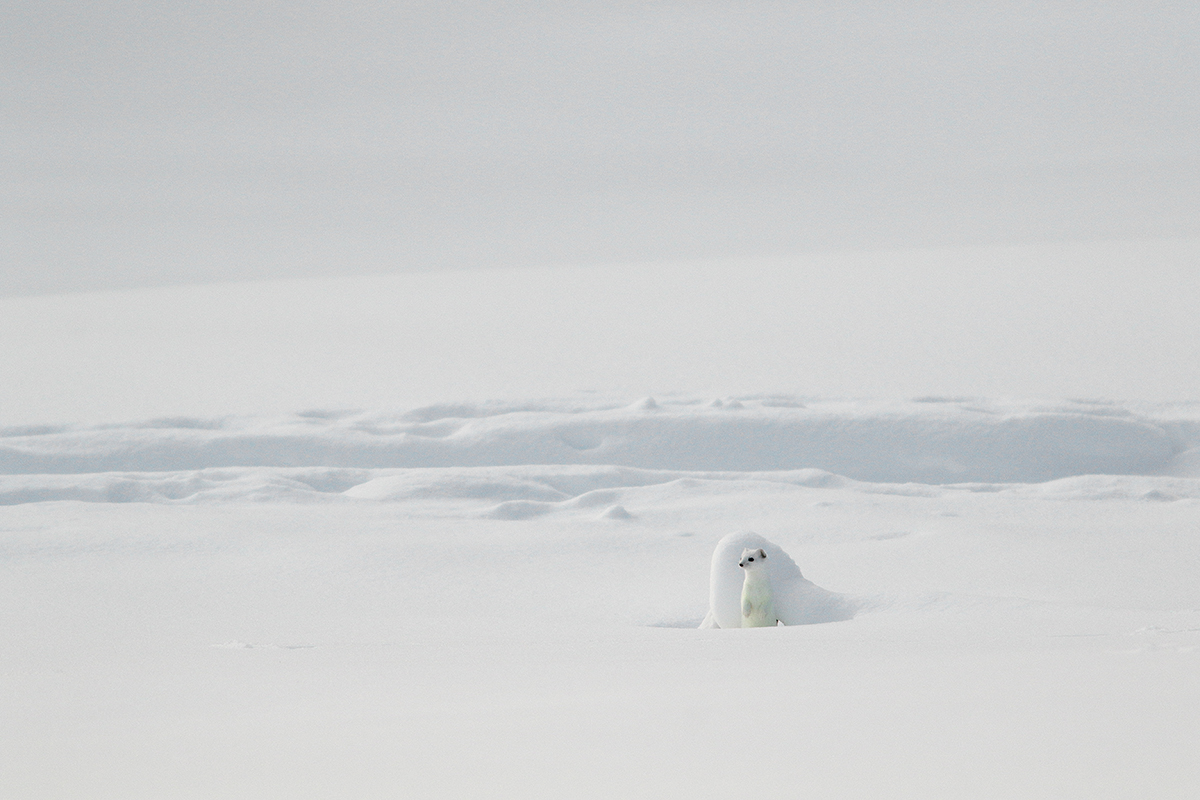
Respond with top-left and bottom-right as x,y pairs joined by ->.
738,547 -> 768,571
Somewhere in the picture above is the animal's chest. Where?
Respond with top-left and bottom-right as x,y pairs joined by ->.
741,577 -> 776,627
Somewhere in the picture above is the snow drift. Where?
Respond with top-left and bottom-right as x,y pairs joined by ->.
0,397 -> 1190,493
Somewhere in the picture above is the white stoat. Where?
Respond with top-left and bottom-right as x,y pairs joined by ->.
698,531 -> 856,629
738,547 -> 778,627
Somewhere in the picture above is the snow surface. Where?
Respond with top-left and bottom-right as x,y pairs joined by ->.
3,268 -> 1200,798
3,240 -> 1200,426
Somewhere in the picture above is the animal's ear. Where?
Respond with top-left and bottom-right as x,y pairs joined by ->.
759,549 -> 767,559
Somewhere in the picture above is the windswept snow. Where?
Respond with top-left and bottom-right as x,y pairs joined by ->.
3,270 -> 1200,797
1,398 -> 1197,535
4,241 -> 1200,426
3,453 -> 1198,798
5,0 -> 1200,787
0,397 -> 1194,485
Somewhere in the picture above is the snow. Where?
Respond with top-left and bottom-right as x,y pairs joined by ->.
3,259 -> 1200,798
3,469 -> 1198,798
1,396 -> 1194,484
7,2 -> 1199,791
3,240 -> 1200,426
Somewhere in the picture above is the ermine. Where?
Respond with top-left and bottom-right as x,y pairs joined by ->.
738,547 -> 778,627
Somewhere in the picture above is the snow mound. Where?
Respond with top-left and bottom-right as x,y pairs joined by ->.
484,500 -> 555,520
598,504 -> 634,519
0,467 -> 374,505
700,531 -> 857,628
343,472 -> 569,503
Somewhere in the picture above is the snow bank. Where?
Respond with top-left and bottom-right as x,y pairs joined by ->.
6,461 -> 1200,508
0,398 -> 1188,490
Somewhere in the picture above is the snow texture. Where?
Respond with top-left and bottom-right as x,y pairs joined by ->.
0,397 -> 1193,499
3,273 -> 1200,798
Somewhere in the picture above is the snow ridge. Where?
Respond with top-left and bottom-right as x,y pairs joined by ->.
1,398 -> 1190,481
1,397 -> 1197,507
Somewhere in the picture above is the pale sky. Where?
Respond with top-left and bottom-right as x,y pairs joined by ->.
3,1 -> 1198,295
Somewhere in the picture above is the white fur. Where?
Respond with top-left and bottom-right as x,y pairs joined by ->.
699,531 -> 858,628
738,547 -> 777,627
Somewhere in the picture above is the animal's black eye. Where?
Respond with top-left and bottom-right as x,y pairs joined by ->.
748,557 -> 754,562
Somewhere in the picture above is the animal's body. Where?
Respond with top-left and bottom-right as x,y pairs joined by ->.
738,547 -> 778,627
